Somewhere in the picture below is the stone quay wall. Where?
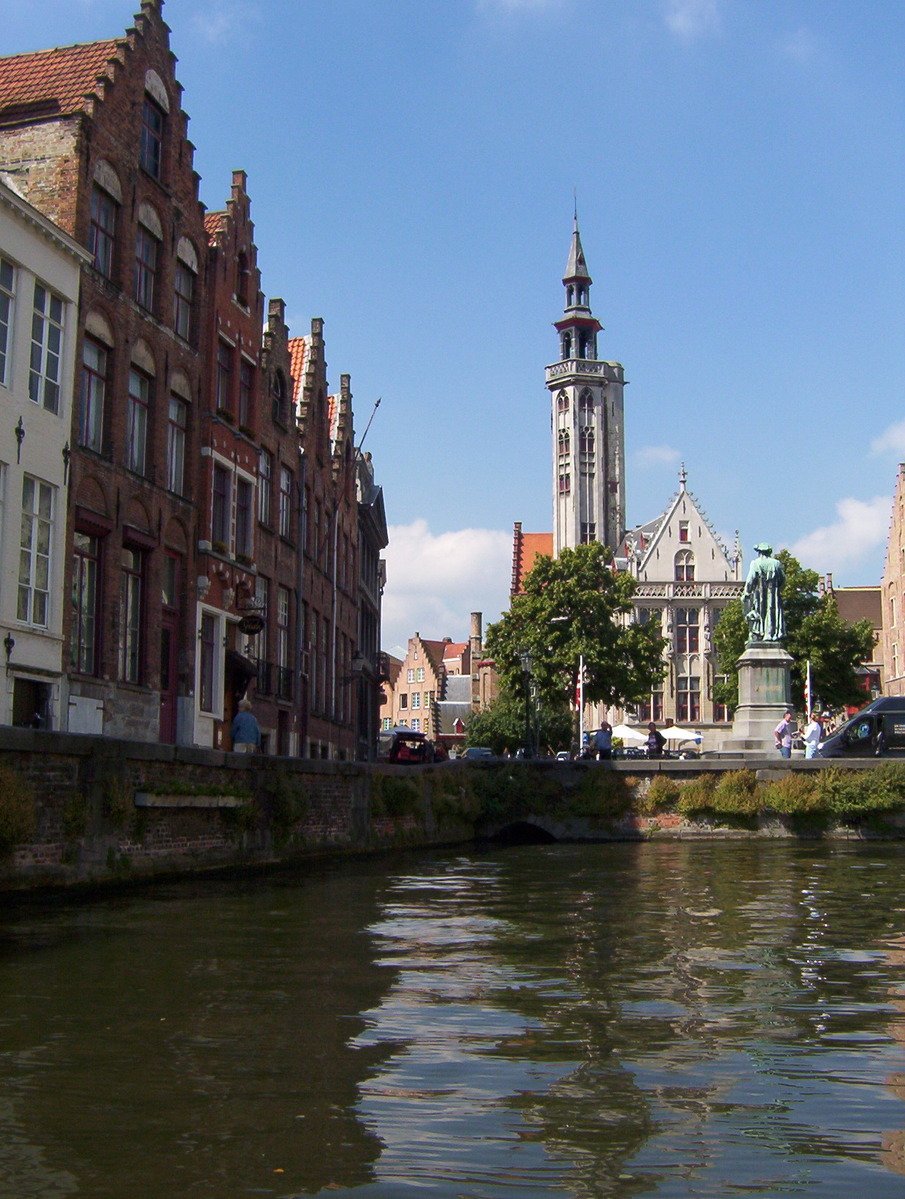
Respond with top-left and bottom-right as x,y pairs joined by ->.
0,728 -> 901,894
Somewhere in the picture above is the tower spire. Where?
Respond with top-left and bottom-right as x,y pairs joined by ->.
546,213 -> 626,558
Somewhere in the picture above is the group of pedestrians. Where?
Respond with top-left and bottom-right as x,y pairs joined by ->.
592,720 -> 666,760
774,710 -> 823,759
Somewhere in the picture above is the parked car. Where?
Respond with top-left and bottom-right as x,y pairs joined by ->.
462,746 -> 495,760
817,697 -> 905,758
378,727 -> 432,764
555,750 -> 572,762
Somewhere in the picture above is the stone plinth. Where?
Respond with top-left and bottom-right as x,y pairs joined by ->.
718,643 -> 793,756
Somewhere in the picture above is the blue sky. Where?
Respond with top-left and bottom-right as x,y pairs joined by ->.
4,0 -> 904,655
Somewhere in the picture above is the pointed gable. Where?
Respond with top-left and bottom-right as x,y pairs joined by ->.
635,468 -> 739,585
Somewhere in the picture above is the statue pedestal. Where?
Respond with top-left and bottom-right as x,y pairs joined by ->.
718,643 -> 793,756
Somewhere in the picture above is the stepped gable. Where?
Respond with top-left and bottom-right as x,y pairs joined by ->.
419,639 -> 450,680
510,521 -> 554,596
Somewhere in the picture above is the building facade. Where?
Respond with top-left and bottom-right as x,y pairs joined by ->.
194,169 -> 264,750
0,1 -> 389,759
0,1 -> 208,740
0,175 -> 90,729
881,466 -> 905,696
619,468 -> 742,736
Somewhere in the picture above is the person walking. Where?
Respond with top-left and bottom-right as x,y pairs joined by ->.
774,710 -> 794,759
802,711 -> 822,759
231,696 -> 261,753
594,721 -> 613,760
646,721 -> 666,759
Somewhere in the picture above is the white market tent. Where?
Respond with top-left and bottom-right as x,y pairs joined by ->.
661,726 -> 702,743
610,723 -> 647,744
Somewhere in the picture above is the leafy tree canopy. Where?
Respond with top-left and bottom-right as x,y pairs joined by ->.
714,550 -> 876,712
465,686 -> 573,755
484,542 -> 667,710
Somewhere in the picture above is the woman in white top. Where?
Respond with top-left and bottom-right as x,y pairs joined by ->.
802,712 -> 823,759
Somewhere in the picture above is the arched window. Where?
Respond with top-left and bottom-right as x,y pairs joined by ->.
580,426 -> 594,456
557,391 -> 569,413
579,389 -> 593,421
236,251 -> 250,307
566,285 -> 574,306
562,332 -> 572,359
675,550 -> 695,582
578,331 -> 588,358
557,429 -> 570,461
271,370 -> 287,424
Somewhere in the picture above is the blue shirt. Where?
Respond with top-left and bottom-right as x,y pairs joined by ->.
231,709 -> 261,746
594,727 -> 612,751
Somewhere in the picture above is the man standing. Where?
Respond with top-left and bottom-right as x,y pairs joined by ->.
774,710 -> 795,759
802,711 -> 823,759
594,721 -> 613,760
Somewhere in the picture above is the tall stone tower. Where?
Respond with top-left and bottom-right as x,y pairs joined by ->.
545,218 -> 625,555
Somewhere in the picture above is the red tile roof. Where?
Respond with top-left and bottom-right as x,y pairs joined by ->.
832,586 -> 881,631
511,523 -> 553,595
204,210 -> 226,243
0,40 -> 120,120
443,641 -> 468,660
288,337 -> 306,401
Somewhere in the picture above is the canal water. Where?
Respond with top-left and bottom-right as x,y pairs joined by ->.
4,842 -> 905,1198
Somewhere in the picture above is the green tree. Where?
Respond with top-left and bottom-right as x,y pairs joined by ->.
466,686 -> 573,755
484,542 -> 667,712
713,550 -> 876,711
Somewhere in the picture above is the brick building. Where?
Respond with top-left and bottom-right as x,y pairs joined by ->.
0,1 -> 389,757
0,1 -> 208,740
194,169 -> 264,750
292,325 -> 360,759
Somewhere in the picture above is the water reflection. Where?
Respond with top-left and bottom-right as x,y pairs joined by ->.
351,844 -> 905,1197
2,845 -> 905,1195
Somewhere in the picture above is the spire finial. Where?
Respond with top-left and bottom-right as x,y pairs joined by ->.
678,462 -> 687,488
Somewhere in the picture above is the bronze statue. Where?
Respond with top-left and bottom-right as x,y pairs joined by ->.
742,543 -> 785,643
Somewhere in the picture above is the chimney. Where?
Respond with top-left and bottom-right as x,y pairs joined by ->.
470,611 -> 482,660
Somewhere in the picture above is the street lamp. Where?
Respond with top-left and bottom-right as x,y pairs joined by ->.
519,648 -> 534,758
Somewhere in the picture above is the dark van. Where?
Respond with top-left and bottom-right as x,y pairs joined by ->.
817,697 -> 905,758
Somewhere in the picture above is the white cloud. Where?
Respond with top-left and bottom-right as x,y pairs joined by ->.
663,0 -> 720,42
634,444 -> 681,467
381,520 -> 512,655
788,496 -> 890,574
871,420 -> 905,457
190,3 -> 259,45
778,26 -> 820,64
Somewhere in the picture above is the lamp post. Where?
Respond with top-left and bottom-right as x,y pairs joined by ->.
519,648 -> 534,758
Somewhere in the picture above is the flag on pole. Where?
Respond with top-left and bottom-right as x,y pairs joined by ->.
805,660 -> 812,716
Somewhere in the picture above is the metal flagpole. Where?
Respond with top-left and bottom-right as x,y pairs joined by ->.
805,660 -> 812,716
578,653 -> 584,747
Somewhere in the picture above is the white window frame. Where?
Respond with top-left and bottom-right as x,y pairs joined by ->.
0,256 -> 14,388
17,475 -> 54,629
29,282 -> 64,413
